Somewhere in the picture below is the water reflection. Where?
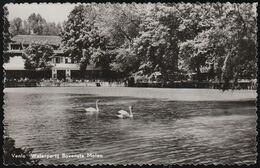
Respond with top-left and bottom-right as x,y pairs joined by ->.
4,89 -> 256,165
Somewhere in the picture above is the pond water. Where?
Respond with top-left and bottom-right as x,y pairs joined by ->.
4,87 -> 257,165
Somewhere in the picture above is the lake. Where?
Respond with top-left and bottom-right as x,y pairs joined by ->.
3,87 -> 257,165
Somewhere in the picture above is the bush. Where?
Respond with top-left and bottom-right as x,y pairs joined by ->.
3,136 -> 39,165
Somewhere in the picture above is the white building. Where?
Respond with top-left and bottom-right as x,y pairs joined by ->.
4,35 -> 102,80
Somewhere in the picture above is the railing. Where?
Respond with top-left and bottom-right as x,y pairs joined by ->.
133,81 -> 257,90
37,80 -> 127,87
4,79 -> 256,90
5,80 -> 38,87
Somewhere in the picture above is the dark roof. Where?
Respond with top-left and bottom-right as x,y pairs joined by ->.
6,50 -> 63,56
12,35 -> 62,46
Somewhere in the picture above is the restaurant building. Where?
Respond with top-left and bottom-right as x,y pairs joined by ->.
4,35 -> 102,80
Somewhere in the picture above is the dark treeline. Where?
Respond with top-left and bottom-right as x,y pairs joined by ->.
60,3 -> 257,85
4,3 -> 257,88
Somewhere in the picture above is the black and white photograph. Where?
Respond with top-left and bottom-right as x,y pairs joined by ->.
2,2 -> 258,165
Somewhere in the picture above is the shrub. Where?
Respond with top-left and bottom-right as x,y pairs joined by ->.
3,136 -> 39,165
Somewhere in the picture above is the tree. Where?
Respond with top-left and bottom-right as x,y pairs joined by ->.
132,5 -> 180,83
22,20 -> 30,35
98,3 -> 141,47
99,3 -> 142,75
58,3 -> 256,88
110,47 -> 140,76
3,6 -> 12,63
179,39 -> 208,81
220,4 -> 257,84
178,3 -> 257,88
10,17 -> 23,36
9,14 -> 61,36
23,44 -> 54,70
56,22 -> 62,35
61,5 -> 109,72
4,136 -> 39,165
28,13 -> 47,35
42,22 -> 61,35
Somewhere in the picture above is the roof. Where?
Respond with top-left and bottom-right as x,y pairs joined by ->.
6,50 -> 63,55
11,35 -> 62,46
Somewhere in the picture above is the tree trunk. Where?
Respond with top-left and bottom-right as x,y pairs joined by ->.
160,69 -> 168,88
197,66 -> 201,82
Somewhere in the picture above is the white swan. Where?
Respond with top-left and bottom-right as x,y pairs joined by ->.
116,106 -> 133,119
85,100 -> 99,115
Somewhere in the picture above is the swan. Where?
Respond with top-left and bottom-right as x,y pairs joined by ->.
116,106 -> 133,119
85,100 -> 99,114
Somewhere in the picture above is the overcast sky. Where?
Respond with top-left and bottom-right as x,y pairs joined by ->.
6,3 -> 77,23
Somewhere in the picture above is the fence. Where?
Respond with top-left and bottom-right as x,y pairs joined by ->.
4,79 -> 256,90
133,81 -> 257,90
5,80 -> 38,87
37,80 -> 126,87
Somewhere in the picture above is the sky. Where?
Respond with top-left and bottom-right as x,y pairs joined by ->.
5,3 -> 77,23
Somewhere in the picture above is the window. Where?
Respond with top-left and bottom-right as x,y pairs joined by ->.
65,58 -> 68,64
56,57 -> 60,63
11,44 -> 21,50
23,44 -> 29,49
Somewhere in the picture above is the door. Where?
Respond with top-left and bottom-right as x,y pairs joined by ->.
57,70 -> 66,80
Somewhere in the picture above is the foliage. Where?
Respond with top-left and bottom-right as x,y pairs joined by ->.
28,13 -> 47,35
110,47 -> 140,75
3,136 -> 39,165
131,5 -> 181,82
9,14 -> 62,36
60,5 -> 110,71
59,3 -> 256,87
101,3 -> 142,75
10,17 -> 23,36
178,3 -> 257,85
42,22 -> 62,36
23,44 -> 54,70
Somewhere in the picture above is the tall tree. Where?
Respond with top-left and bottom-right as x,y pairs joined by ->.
132,4 -> 181,83
61,5 -> 109,72
10,17 -> 23,36
98,3 -> 142,75
179,3 -> 257,87
22,20 -> 30,34
56,22 -> 62,35
28,13 -> 47,35
42,22 -> 60,35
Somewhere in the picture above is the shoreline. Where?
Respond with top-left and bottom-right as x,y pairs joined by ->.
4,87 -> 257,102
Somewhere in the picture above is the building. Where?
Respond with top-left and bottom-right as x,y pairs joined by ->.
4,35 -> 103,80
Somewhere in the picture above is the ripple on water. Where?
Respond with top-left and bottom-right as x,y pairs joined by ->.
4,88 -> 256,165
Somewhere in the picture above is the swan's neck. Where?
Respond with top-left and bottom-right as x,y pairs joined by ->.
129,107 -> 133,116
96,101 -> 99,111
